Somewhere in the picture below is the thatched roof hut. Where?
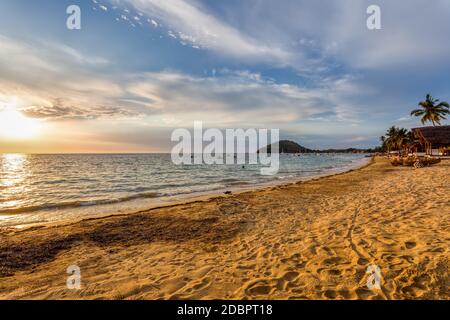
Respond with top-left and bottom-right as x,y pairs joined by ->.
412,125 -> 450,155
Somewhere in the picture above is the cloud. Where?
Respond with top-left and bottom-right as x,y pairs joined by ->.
0,35 -> 136,120
47,43 -> 109,66
0,34 -> 368,126
0,34 -> 367,127
0,35 -> 60,74
113,0 -> 450,72
124,70 -> 368,127
21,104 -> 137,121
114,0 -> 292,63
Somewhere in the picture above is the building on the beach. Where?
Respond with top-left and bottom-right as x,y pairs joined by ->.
411,125 -> 450,156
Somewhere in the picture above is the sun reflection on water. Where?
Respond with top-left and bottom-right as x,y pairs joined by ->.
1,154 -> 28,210
1,153 -> 27,185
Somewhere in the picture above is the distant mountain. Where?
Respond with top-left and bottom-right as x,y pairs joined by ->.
259,140 -> 376,154
259,140 -> 313,154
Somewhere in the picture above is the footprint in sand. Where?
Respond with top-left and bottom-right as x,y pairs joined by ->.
308,244 -> 317,254
338,289 -> 354,299
355,288 -> 377,299
413,274 -> 431,290
400,255 -> 414,263
357,257 -> 369,265
323,290 -> 337,299
405,241 -> 417,249
401,285 -> 421,297
282,271 -> 299,282
245,280 -> 273,296
320,246 -> 336,256
323,256 -> 343,266
188,277 -> 211,292
328,269 -> 342,276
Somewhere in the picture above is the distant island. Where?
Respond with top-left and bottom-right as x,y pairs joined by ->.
259,140 -> 379,154
259,140 -> 312,153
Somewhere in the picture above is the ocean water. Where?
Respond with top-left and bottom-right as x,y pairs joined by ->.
0,153 -> 369,226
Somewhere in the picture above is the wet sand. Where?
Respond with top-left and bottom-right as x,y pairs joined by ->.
0,157 -> 448,299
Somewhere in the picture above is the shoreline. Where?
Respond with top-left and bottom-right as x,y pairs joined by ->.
0,156 -> 372,229
1,156 -> 447,300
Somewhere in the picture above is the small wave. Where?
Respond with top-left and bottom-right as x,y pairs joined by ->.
159,183 -> 228,197
0,192 -> 160,215
228,181 -> 251,186
219,178 -> 242,183
276,175 -> 296,180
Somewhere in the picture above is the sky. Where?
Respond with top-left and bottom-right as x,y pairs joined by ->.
0,0 -> 449,153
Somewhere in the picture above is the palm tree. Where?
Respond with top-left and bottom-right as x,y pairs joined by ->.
380,135 -> 386,151
383,126 -> 398,152
410,94 -> 449,126
395,128 -> 409,151
381,126 -> 411,153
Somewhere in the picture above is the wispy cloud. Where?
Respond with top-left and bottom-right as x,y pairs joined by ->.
46,43 -> 109,66
21,102 -> 137,121
114,0 -> 292,63
0,34 -> 367,127
0,35 -> 133,120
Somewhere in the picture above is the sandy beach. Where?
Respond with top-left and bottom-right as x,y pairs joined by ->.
0,157 -> 448,300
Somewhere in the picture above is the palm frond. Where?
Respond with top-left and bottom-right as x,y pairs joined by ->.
410,109 -> 424,116
437,101 -> 450,109
411,95 -> 449,126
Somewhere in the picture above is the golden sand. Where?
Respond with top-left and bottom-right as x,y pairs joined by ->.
0,157 -> 448,300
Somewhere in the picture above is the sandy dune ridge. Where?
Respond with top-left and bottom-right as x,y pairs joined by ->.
0,157 -> 448,300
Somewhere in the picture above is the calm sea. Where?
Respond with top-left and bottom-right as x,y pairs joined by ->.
0,153 -> 369,227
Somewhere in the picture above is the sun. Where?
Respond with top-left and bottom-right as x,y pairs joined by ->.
0,107 -> 42,139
